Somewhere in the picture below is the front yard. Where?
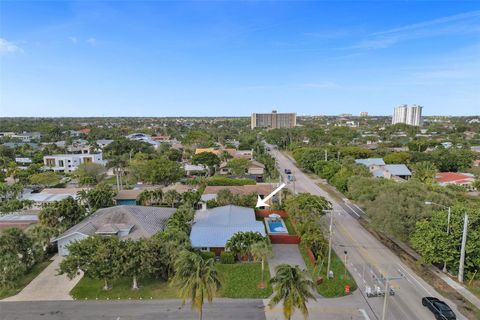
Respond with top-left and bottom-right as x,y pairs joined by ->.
71,262 -> 272,300
0,258 -> 53,300
299,245 -> 357,297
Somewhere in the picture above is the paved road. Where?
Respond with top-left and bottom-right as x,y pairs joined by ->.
267,145 -> 467,320
3,255 -> 83,301
0,299 -> 266,320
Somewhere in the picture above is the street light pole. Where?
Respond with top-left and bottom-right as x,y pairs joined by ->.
458,213 -> 469,283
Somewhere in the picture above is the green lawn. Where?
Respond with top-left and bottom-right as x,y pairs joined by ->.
283,217 -> 297,235
217,262 -> 272,298
0,258 -> 53,300
71,262 -> 272,300
299,245 -> 357,297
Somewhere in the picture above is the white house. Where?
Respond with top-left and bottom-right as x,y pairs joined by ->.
43,153 -> 106,173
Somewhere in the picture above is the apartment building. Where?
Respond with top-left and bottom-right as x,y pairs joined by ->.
43,153 -> 106,173
251,110 -> 296,129
392,104 -> 423,126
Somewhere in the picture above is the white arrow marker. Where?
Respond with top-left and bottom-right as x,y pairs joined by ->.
256,183 -> 286,208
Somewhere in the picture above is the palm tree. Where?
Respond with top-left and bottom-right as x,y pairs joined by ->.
163,189 -> 180,208
269,264 -> 316,320
251,240 -> 273,288
171,251 -> 221,320
412,161 -> 438,184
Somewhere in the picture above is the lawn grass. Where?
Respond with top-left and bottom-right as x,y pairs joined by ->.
71,277 -> 178,300
0,258 -> 53,300
217,262 -> 272,298
299,244 -> 357,298
71,262 -> 272,300
283,217 -> 297,235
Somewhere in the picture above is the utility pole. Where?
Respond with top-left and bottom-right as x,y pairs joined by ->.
381,274 -> 404,320
458,213 -> 469,283
326,210 -> 334,279
444,206 -> 451,273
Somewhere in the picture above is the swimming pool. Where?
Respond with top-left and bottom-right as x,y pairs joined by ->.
264,218 -> 288,234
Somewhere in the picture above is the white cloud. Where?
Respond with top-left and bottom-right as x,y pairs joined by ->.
0,38 -> 22,54
69,36 -> 78,44
353,10 -> 480,49
86,37 -> 97,46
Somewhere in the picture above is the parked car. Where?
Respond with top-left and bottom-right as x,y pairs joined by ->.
422,297 -> 456,320
284,168 -> 292,174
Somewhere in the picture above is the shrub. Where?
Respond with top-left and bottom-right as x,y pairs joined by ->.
220,252 -> 235,264
206,177 -> 255,186
199,251 -> 215,261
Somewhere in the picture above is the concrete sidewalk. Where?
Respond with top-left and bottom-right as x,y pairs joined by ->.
3,255 -> 83,301
430,266 -> 480,309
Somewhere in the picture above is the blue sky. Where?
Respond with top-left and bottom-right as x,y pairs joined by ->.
1,1 -> 479,117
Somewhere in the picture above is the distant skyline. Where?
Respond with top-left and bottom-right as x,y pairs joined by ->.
1,1 -> 479,117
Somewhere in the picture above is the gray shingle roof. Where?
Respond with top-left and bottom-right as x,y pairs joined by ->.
385,164 -> 412,176
355,158 -> 386,166
54,205 -> 176,241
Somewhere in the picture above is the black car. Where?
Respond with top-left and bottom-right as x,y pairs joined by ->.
422,297 -> 456,320
284,168 -> 292,174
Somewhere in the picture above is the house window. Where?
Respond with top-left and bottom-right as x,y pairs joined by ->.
59,160 -> 64,167
200,247 -> 209,252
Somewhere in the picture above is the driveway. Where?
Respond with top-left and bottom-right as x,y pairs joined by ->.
268,244 -> 306,276
3,255 -> 83,301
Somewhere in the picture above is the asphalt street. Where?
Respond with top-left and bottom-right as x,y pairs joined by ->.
267,144 -> 467,320
0,299 -> 266,320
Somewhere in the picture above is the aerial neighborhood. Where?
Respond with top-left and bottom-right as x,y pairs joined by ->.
0,110 -> 479,320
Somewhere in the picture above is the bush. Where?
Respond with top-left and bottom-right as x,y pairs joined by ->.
206,177 -> 255,186
220,252 -> 235,264
199,251 -> 215,261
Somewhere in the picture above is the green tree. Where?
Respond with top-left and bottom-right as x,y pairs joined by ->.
77,184 -> 116,212
227,158 -> 249,176
171,251 -> 221,320
192,152 -> 220,167
268,264 -> 316,320
137,188 -> 163,206
166,205 -> 195,234
130,156 -> 184,185
163,189 -> 181,208
251,240 -> 273,288
225,231 -> 265,261
121,239 -> 155,289
411,204 -> 479,278
29,171 -> 61,187
384,152 -> 411,164
39,197 -> 86,232
411,161 -> 438,184
75,162 -> 106,186
60,236 -> 122,290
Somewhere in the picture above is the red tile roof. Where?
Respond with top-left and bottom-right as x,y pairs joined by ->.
435,172 -> 475,184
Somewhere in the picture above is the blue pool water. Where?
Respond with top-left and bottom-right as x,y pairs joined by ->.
268,221 -> 287,233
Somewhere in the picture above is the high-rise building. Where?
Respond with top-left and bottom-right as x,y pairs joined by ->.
359,112 -> 369,117
392,104 -> 423,126
251,110 -> 296,129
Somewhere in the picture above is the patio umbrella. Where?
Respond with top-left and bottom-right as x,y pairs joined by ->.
268,213 -> 281,219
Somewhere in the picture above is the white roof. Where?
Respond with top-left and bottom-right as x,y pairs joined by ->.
355,158 -> 385,166
0,214 -> 38,222
184,164 -> 206,171
190,205 -> 266,248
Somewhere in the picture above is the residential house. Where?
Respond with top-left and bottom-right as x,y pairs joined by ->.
126,133 -> 160,149
0,214 -> 39,230
435,172 -> 476,189
184,164 -> 207,176
43,153 -> 106,173
355,158 -> 411,181
114,189 -> 143,206
190,205 -> 266,254
195,148 -> 253,160
53,205 -> 176,256
11,132 -> 42,142
23,187 -> 86,208
96,139 -> 114,149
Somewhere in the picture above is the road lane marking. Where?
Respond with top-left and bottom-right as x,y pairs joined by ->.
397,264 -> 433,296
343,202 -> 361,217
359,309 -> 371,320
